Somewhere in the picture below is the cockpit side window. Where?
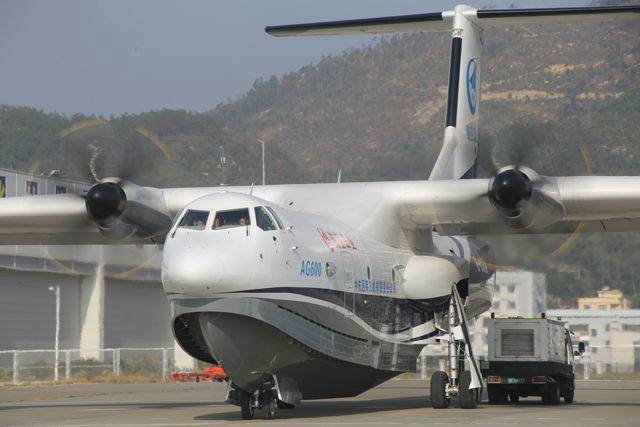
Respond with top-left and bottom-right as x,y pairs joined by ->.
255,206 -> 278,231
212,208 -> 251,230
265,206 -> 284,229
179,210 -> 209,230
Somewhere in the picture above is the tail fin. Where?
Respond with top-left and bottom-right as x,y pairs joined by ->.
266,4 -> 640,180
429,5 -> 481,180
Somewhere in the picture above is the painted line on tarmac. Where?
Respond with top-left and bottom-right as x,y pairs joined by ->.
78,408 -> 128,411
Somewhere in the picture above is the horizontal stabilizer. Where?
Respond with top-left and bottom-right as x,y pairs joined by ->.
266,12 -> 446,37
266,6 -> 640,37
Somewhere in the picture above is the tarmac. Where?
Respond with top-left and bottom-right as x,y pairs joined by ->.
1,379 -> 639,426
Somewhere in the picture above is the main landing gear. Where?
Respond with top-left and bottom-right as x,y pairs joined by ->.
430,285 -> 483,410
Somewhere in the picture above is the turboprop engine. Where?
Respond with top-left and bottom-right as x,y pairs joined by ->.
489,166 -> 564,230
402,255 -> 467,312
85,179 -> 172,241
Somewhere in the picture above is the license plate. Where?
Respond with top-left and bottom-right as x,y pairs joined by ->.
507,378 -> 525,384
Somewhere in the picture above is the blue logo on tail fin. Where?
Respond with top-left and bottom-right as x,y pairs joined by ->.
466,58 -> 477,115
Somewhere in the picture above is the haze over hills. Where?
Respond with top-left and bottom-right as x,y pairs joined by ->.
0,17 -> 638,306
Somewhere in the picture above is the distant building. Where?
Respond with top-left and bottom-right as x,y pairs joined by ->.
547,309 -> 640,373
578,287 -> 629,310
0,168 -> 194,370
488,270 -> 547,318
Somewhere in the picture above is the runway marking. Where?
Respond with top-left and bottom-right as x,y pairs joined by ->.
78,408 -> 128,411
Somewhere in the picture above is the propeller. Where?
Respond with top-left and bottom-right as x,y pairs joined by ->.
60,120 -> 171,185
475,123 -> 593,273
56,120 -> 173,240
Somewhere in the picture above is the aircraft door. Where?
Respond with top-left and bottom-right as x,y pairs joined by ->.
341,251 -> 355,316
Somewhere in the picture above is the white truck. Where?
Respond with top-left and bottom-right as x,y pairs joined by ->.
480,315 -> 585,405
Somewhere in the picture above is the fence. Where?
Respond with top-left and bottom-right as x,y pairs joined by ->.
3,344 -> 638,385
416,344 -> 640,381
0,348 -> 174,385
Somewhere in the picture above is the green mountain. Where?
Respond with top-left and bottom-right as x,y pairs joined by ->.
1,18 -> 639,306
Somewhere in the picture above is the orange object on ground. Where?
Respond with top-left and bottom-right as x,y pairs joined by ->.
170,366 -> 228,382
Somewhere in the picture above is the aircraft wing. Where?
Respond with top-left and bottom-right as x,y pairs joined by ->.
0,193 -> 111,245
402,175 -> 640,235
0,180 -> 173,245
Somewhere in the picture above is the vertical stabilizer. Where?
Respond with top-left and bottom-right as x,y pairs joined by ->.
429,5 -> 482,180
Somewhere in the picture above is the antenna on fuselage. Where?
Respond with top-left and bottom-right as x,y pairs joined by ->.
218,145 -> 226,186
337,169 -> 342,184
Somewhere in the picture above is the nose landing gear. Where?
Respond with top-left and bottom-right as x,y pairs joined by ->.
229,379 -> 296,420
430,285 -> 483,409
238,388 -> 279,420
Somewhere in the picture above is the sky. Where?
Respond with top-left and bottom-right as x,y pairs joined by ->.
0,0 -> 589,116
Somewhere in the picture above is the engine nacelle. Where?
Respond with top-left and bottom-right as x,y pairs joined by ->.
86,179 -> 172,241
489,166 -> 564,230
402,255 -> 467,311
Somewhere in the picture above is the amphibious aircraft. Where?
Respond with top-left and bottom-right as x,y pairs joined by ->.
1,3 -> 640,420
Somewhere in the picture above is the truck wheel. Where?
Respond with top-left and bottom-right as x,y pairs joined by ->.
542,382 -> 560,405
458,371 -> 478,409
430,371 -> 450,409
488,385 -> 507,405
563,386 -> 575,404
508,392 -> 520,403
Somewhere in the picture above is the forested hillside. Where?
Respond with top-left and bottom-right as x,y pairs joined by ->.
1,17 -> 638,306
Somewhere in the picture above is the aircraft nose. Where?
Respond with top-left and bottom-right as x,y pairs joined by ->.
162,246 -> 222,294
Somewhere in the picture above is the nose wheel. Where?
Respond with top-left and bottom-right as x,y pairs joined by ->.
238,387 -> 282,420
239,390 -> 255,420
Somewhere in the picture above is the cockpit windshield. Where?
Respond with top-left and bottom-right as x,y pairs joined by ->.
265,206 -> 284,229
179,210 -> 209,230
213,208 -> 251,230
255,206 -> 278,231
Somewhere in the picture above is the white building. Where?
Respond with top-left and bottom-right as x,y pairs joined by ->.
0,168 -> 195,371
547,309 -> 640,373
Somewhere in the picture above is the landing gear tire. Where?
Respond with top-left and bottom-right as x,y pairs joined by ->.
508,392 -> 520,404
487,385 -> 507,405
458,371 -> 478,409
563,384 -> 575,404
261,391 -> 278,420
239,390 -> 255,420
542,382 -> 560,405
430,371 -> 450,409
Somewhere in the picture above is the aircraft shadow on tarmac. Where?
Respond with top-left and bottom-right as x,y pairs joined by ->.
194,396 -> 430,420
0,401 -> 226,412
193,396 -> 640,421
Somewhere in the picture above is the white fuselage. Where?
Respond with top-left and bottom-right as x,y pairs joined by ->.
161,190 -> 494,379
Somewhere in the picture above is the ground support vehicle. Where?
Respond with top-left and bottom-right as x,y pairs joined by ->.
480,316 -> 584,405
